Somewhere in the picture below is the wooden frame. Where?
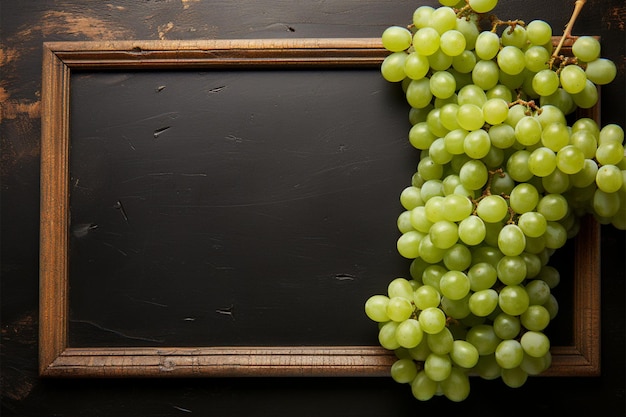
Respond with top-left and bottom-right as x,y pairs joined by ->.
40,38 -> 600,377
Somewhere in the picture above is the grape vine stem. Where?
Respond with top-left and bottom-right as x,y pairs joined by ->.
550,0 -> 587,68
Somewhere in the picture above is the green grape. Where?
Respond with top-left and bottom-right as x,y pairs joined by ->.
540,87 -> 577,115
427,107 -> 451,137
458,215 -> 487,246
476,195 -> 509,223
493,312 -> 521,339
570,159 -> 598,187
524,45 -> 551,72
424,352 -> 452,381
506,104 -> 528,127
501,24 -> 527,49
381,52 -> 408,82
452,50 -> 477,74
473,354 -> 501,380
497,255 -> 528,285
457,103 -> 485,131
498,284 -> 530,316
439,104 -> 461,131
585,58 -> 617,85
450,340 -> 479,370
388,277 -> 416,299
497,46 -> 526,75
439,270 -> 471,300
475,31 -> 500,60
468,261 -> 498,291
427,327 -> 454,355
528,147 -> 557,177
520,352 -> 551,375
443,243 -> 472,272
532,69 -> 560,96
464,129 -> 491,159
406,78 -> 433,109
537,193 -> 569,221
559,64 -> 587,94
490,170 -> 515,195
515,116 -> 543,146
429,138 -> 454,164
397,230 -> 424,259
440,30 -> 467,57
466,324 -> 501,355
542,168 -> 570,194
556,144 -> 585,174
596,141 -> 625,165
391,358 -> 418,383
443,194 -> 474,222
425,195 -> 446,222
413,6 -> 435,29
430,70 -> 457,99
596,164 -> 623,193
457,84 -> 488,107
486,84 -> 514,102
410,206 -> 433,233
442,173 -> 463,195
518,211 -> 548,237
599,123 -> 624,144
520,330 -> 550,357
387,296 -> 415,322
414,284 -> 441,310
365,294 -> 391,322
520,305 -> 551,331
541,122 -> 570,152
472,59 -> 500,90
413,27 -> 440,56
419,234 -> 447,263
404,52 -> 431,80
469,0 -> 499,14
409,122 -> 436,149
422,264 -> 447,292
489,123 -> 517,149
379,321 -> 401,350
571,35 -> 601,62
400,185 -> 424,210
570,130 -> 598,159
411,370 -> 439,401
525,278 -> 551,305
418,307 -> 447,334
526,20 -> 552,46
501,367 -> 528,388
459,159 -> 488,190
430,220 -> 459,249
521,252 -> 543,278
430,6 -> 457,34
544,221 -> 568,249
398,211 -> 414,233
382,26 -> 413,52
495,339 -> 524,369
469,289 -> 499,317
444,129 -> 469,155
572,79 -> 599,109
456,16 -> 480,50
418,156 -> 444,180
396,318 -> 424,348
428,49 -> 454,71
482,98 -> 509,126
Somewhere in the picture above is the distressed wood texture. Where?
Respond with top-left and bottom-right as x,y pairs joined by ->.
40,38 -> 600,378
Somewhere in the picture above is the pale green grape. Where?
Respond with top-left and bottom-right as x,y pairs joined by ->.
424,195 -> 446,222
428,49 -> 454,72
456,15 -> 480,50
501,24 -> 527,49
446,129 -> 468,156
413,27 -> 440,56
520,330 -> 550,357
440,104 -> 461,131
515,116 -> 543,146
468,261 -> 498,291
365,294 -> 391,322
520,352 -> 551,375
537,193 -> 569,221
443,243 -> 472,271
473,354 -> 501,380
466,324 -> 501,355
559,64 -> 587,94
472,59 -> 500,90
458,215 -> 487,246
482,98 -> 509,126
526,20 -> 552,46
429,138 -> 454,164
414,284 -> 441,310
497,45 -> 526,75
430,70 -> 457,99
440,30 -> 467,57
541,122 -> 570,152
501,367 -> 528,388
424,352 -> 452,381
381,52 -> 408,82
450,340 -> 479,369
410,206 -> 433,233
599,123 -> 624,144
406,78 -> 433,109
497,255 -> 528,285
544,221 -> 568,249
556,144 -> 585,174
524,45 -> 550,72
585,58 -> 617,85
457,84 -> 488,107
495,339 -> 524,369
427,327 -> 454,355
404,52 -> 430,80
396,318 -> 424,348
379,321 -> 401,350
427,107 -> 451,137
418,156 -> 444,180
528,147 -> 557,177
517,211 -> 548,237
429,6 -> 457,34
452,50 -> 477,74
398,211 -> 414,234
572,79 -> 599,109
464,129 -> 491,159
520,305 -> 551,331
459,159 -> 488,190
493,312 -> 521,339
499,285 -> 530,316
596,141 -> 625,165
489,123 -> 516,149
469,0 -> 499,14
596,164 -> 623,193
382,26 -> 413,52
572,35 -> 601,62
476,195 -> 509,223
532,69 -> 560,96
439,270 -> 471,300
457,103 -> 485,131
391,358 -> 418,383
525,278 -> 551,305
475,31 -> 500,60
409,122 -> 436,149
413,6 -> 435,29
388,277 -> 416,299
442,194 -> 474,222
387,296 -> 415,322
419,234 -> 447,263
397,230 -> 424,259
411,370 -> 439,401
400,185 -> 424,210
418,307 -> 447,334
429,220 -> 459,249
570,159 -> 598,188
469,289 -> 499,317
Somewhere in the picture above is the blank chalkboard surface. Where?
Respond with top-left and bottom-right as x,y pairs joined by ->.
67,68 -> 418,348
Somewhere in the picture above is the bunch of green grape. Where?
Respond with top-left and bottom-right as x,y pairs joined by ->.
365,0 -> 625,402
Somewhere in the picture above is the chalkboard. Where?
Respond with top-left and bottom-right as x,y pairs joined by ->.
39,39 -> 600,378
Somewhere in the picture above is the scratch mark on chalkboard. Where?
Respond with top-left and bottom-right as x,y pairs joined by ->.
101,241 -> 128,257
113,200 -> 129,222
208,85 -> 226,93
156,85 -> 166,92
215,304 -> 235,320
225,134 -> 243,143
122,135 -> 136,150
335,273 -> 356,281
183,317 -> 196,321
72,223 -> 98,238
126,294 -> 168,308
70,319 -> 164,343
153,126 -> 171,138
172,405 -> 193,413
180,173 -> 208,177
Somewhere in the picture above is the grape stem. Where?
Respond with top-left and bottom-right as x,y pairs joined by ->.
489,17 -> 525,34
550,0 -> 587,69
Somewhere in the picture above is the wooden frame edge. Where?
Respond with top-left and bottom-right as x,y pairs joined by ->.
39,38 -> 601,378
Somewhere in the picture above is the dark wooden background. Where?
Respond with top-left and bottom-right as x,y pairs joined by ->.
1,0 -> 624,415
